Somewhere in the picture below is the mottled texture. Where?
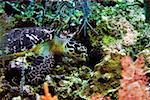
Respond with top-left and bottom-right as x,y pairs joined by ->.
26,54 -> 54,85
0,27 -> 88,87
7,54 -> 54,86
0,27 -> 54,55
119,55 -> 150,100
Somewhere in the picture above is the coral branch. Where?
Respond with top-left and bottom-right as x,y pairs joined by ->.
119,55 -> 150,100
40,82 -> 57,100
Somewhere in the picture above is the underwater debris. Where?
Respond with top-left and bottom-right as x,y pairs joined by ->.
40,82 -> 57,100
118,55 -> 150,100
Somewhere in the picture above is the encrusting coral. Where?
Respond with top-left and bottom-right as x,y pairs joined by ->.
118,55 -> 150,100
40,82 -> 57,100
91,93 -> 111,100
92,53 -> 122,98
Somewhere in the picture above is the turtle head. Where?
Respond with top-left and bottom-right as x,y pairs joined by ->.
50,31 -> 88,62
42,28 -> 55,40
64,39 -> 88,61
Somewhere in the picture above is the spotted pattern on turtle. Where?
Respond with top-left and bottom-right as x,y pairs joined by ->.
0,27 -> 54,55
0,27 -> 88,85
7,53 -> 54,86
25,54 -> 54,85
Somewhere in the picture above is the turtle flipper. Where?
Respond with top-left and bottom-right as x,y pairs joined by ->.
6,53 -> 54,86
25,54 -> 54,86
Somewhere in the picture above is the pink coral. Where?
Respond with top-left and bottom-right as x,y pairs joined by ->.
119,55 -> 150,100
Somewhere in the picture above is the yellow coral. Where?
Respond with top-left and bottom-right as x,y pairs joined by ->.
41,82 -> 58,100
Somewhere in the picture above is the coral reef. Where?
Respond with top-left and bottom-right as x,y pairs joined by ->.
0,13 -> 15,36
118,55 -> 150,100
91,53 -> 122,99
91,93 -> 111,100
40,82 -> 57,100
0,0 -> 149,100
46,66 -> 94,100
89,15 -> 138,49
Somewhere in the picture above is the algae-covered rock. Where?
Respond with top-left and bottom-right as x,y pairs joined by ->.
0,13 -> 15,36
46,65 -> 94,100
89,15 -> 138,49
91,53 -> 122,99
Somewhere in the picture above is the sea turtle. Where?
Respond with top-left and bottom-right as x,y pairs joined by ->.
0,27 -> 87,85
7,53 -> 54,86
0,27 -> 54,58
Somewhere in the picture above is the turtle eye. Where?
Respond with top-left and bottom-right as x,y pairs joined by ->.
69,49 -> 74,52
43,29 -> 54,40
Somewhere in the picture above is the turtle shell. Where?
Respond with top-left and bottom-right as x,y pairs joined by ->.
0,27 -> 54,56
6,53 -> 54,86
